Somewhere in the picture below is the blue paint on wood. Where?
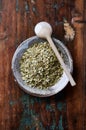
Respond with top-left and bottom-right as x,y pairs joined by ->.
52,2 -> 64,10
19,94 -> 32,129
19,94 -> 45,130
38,122 -> 45,130
32,6 -> 39,16
25,1 -> 29,13
50,115 -> 64,130
10,93 -> 65,129
52,3 -> 59,10
30,98 -> 34,106
16,0 -> 19,12
46,104 -> 54,112
9,101 -> 16,106
57,102 -> 66,111
58,115 -> 64,130
50,120 -> 56,130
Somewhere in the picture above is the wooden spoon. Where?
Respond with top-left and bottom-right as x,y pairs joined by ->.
34,21 -> 76,86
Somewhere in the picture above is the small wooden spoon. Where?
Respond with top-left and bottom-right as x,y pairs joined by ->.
34,21 -> 76,86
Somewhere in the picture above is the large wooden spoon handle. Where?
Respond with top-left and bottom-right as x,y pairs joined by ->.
47,36 -> 76,86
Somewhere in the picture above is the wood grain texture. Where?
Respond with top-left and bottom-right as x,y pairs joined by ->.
0,0 -> 85,130
83,0 -> 86,129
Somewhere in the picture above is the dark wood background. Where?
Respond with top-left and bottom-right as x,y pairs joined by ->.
0,0 -> 86,130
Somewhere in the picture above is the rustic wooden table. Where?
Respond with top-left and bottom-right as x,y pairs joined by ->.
0,0 -> 86,130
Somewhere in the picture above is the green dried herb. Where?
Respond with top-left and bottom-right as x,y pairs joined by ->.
20,41 -> 63,89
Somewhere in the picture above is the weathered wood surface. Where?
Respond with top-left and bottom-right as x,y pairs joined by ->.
0,0 -> 86,130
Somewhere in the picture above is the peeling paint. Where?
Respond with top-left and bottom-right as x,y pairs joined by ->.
9,101 -> 16,106
19,94 -> 33,130
46,104 -> 54,112
57,102 -> 66,111
10,93 -> 66,129
52,2 -> 64,10
16,0 -> 19,12
50,119 -> 56,130
32,6 -> 39,16
25,1 -> 29,13
50,115 -> 64,130
19,94 -> 45,130
52,3 -> 59,10
9,100 -> 19,106
58,116 -> 64,130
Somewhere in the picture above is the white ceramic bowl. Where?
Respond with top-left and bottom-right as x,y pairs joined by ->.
12,36 -> 73,97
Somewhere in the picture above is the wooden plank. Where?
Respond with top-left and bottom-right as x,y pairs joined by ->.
65,0 -> 84,129
83,0 -> 86,129
0,0 -> 85,130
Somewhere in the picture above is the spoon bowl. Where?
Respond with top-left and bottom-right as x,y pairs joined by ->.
34,22 -> 52,38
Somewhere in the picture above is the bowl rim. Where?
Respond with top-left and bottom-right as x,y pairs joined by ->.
12,36 -> 73,97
